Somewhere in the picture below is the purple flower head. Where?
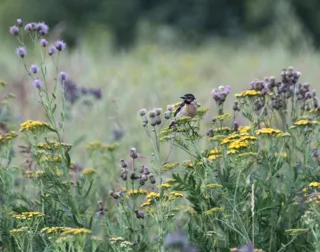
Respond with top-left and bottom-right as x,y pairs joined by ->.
91,88 -> 102,100
305,92 -> 312,99
262,87 -> 269,95
40,39 -> 48,47
29,64 -> 39,74
59,72 -> 68,82
249,81 -> 254,89
312,89 -> 317,97
35,22 -> 49,35
225,85 -> 231,94
96,210 -> 103,216
9,25 -> 19,36
24,23 -> 34,32
16,47 -> 27,58
211,89 -> 220,100
17,19 -> 23,27
48,45 -> 57,56
55,40 -> 66,51
33,79 -> 43,89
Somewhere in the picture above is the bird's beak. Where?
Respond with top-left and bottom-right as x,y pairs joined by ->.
180,96 -> 185,99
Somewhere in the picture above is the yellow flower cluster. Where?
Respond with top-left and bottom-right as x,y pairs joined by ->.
231,248 -> 264,252
176,116 -> 193,124
10,227 -> 27,234
309,182 -> 320,188
213,113 -> 231,121
285,228 -> 309,236
235,90 -> 261,97
159,183 -> 171,189
37,141 -> 72,151
36,150 -> 62,164
25,170 -> 45,179
86,141 -> 119,152
202,184 -> 222,189
204,207 -> 224,215
196,108 -> 209,117
0,131 -> 17,144
215,127 -> 233,133
82,168 -> 97,175
228,139 -> 250,149
239,126 -> 251,134
293,120 -> 320,127
162,162 -> 179,170
146,192 -> 160,199
141,191 -> 183,207
20,120 -> 50,133
127,188 -> 148,196
255,128 -> 281,135
274,152 -> 287,158
41,227 -> 71,234
12,212 -> 44,220
209,148 -> 221,155
61,228 -> 91,236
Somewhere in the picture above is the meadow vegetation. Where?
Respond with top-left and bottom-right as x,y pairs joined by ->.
1,19 -> 320,252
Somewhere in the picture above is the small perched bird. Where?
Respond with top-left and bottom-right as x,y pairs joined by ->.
174,94 -> 198,118
169,94 -> 198,128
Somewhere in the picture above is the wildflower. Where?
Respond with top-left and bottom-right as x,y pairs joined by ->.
16,47 -> 27,58
140,200 -> 152,207
202,184 -> 222,189
10,227 -> 27,234
40,38 -> 48,47
208,155 -> 221,160
110,237 -> 125,243
159,183 -> 171,189
20,120 -> 49,133
213,113 -> 231,121
204,207 -> 224,215
274,152 -> 287,158
130,147 -> 138,159
162,162 -> 179,170
32,79 -> 43,89
235,90 -> 261,97
35,22 -> 49,35
24,23 -> 34,32
9,25 -> 19,36
170,192 -> 184,197
134,209 -> 145,219
255,128 -> 281,135
127,189 -> 148,196
149,174 -> 156,184
12,211 -> 44,220
176,116 -> 193,125
55,40 -> 67,51
309,182 -> 320,188
17,19 -> 23,27
196,108 -> 209,117
146,192 -> 160,200
29,64 -> 39,74
61,228 -> 91,236
82,168 -> 97,175
41,227 -> 71,234
138,108 -> 147,116
167,105 -> 175,111
48,45 -> 57,56
59,72 -> 68,82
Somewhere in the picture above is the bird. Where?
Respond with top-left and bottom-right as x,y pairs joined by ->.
169,94 -> 198,128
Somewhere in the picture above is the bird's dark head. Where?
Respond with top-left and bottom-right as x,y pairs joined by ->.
180,94 -> 196,104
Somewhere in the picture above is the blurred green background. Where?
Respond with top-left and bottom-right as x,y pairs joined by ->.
1,0 -> 320,164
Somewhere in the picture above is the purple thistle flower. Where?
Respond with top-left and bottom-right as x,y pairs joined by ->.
211,89 -> 220,100
17,19 -> 23,27
35,22 -> 49,35
55,40 -> 66,51
305,92 -> 312,99
9,25 -> 19,36
16,47 -> 27,58
40,39 -> 48,47
33,79 -> 43,89
312,89 -> 317,97
48,45 -> 57,56
225,85 -> 231,94
90,88 -> 102,99
249,81 -> 254,89
59,72 -> 68,82
29,64 -> 39,74
24,23 -> 34,32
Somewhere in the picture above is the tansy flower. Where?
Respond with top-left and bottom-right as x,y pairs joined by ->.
202,184 -> 222,189
127,189 -> 148,196
170,192 -> 184,197
204,207 -> 224,215
159,183 -> 171,189
82,168 -> 97,175
61,228 -> 91,236
162,163 -> 179,170
256,128 -> 281,135
309,182 -> 320,188
20,120 -> 50,134
235,90 -> 261,97
213,113 -> 231,121
146,192 -> 160,199
239,126 -> 251,134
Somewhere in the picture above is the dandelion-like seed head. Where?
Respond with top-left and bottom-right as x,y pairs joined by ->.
33,79 -> 43,89
9,25 -> 19,36
55,40 -> 67,51
30,64 -> 39,74
16,47 -> 27,58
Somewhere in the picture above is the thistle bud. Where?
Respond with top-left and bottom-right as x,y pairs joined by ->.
148,110 -> 156,118
164,111 -> 172,119
233,121 -> 239,131
130,148 -> 138,159
206,128 -> 214,137
130,172 -> 140,180
149,174 -> 156,184
143,166 -> 150,175
121,172 -> 127,181
312,90 -> 317,97
314,97 -> 319,108
167,105 -> 175,111
154,108 -> 163,116
150,118 -> 157,127
155,116 -> 162,125
120,159 -> 128,168
109,191 -> 119,199
141,174 -> 148,182
134,209 -> 145,219
138,108 -> 147,116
